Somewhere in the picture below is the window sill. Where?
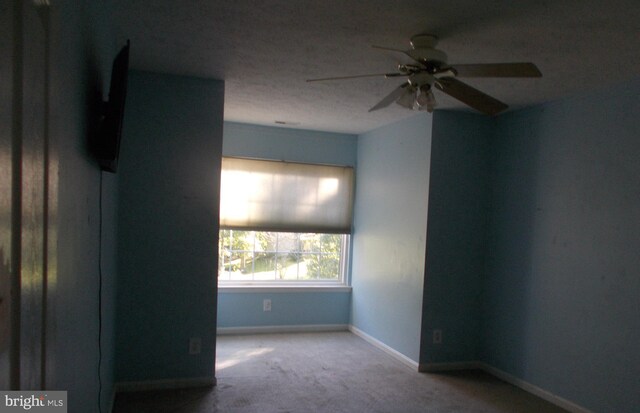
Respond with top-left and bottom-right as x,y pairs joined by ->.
218,284 -> 352,293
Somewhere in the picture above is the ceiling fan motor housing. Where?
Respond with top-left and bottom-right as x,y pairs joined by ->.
409,34 -> 448,69
410,33 -> 439,48
407,48 -> 448,67
408,72 -> 437,87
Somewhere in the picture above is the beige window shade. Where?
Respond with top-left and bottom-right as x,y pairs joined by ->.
220,157 -> 354,233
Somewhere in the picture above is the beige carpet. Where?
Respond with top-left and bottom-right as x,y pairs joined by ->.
113,331 -> 568,412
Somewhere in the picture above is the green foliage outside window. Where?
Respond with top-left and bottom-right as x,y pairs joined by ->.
306,234 -> 341,279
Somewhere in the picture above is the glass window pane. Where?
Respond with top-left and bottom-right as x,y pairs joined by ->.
228,251 -> 253,281
318,253 -> 340,279
218,230 -> 346,283
276,232 -> 299,253
319,234 -> 341,253
251,252 -> 276,280
300,233 -> 320,253
276,253 -> 298,280
256,232 -> 278,252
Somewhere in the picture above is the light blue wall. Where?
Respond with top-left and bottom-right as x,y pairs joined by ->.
351,114 -> 432,363
223,122 -> 357,166
219,122 -> 356,328
116,71 -> 224,382
483,79 -> 640,413
218,292 -> 350,328
420,111 -> 493,365
47,2 -> 118,412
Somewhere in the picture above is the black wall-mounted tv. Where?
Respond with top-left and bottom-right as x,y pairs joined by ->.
95,40 -> 130,173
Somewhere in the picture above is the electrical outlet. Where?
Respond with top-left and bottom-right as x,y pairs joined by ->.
263,299 -> 272,312
189,337 -> 202,355
433,329 -> 442,344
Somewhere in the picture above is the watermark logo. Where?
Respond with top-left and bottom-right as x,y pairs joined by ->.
0,392 -> 66,412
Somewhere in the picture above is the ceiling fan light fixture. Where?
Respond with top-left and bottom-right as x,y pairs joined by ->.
416,86 -> 436,109
407,48 -> 448,66
418,89 -> 436,113
418,101 -> 436,113
396,87 -> 417,109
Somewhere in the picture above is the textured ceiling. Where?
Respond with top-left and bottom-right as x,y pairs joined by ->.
112,0 -> 640,134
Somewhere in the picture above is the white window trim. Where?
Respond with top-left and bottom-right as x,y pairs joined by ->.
218,284 -> 352,293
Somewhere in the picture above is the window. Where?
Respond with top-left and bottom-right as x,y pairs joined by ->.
218,231 -> 348,283
218,157 -> 354,286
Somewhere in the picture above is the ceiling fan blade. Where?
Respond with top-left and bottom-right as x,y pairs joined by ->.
372,45 -> 410,54
307,73 -> 404,82
369,83 -> 409,112
371,45 -> 420,64
435,78 -> 508,116
452,63 -> 542,78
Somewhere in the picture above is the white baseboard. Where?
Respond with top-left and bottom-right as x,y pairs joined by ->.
115,376 -> 216,393
348,325 -> 419,371
419,361 -> 591,413
419,361 -> 482,373
479,363 -> 593,413
217,324 -> 349,335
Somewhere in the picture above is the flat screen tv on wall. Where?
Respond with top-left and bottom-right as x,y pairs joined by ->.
95,40 -> 129,173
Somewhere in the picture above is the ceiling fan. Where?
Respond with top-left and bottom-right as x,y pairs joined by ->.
307,34 -> 542,116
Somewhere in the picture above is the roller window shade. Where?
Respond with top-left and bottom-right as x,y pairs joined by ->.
220,157 -> 354,233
